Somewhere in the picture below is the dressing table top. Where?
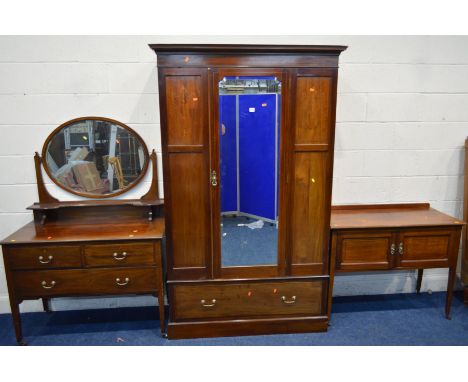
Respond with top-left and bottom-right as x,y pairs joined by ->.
1,218 -> 164,245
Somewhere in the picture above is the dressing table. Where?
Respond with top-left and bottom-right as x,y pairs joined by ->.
1,117 -> 165,345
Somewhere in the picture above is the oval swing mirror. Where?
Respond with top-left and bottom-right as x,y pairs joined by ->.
42,117 -> 149,198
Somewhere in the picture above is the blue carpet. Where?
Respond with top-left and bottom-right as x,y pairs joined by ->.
221,216 -> 278,266
0,291 -> 466,345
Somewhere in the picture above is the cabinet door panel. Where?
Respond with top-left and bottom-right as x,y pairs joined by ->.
335,231 -> 395,271
168,153 -> 210,269
294,76 -> 332,145
396,229 -> 455,268
165,75 -> 204,146
160,69 -> 211,279
290,152 -> 328,272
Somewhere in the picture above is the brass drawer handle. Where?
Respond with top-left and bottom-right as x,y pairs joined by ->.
281,295 -> 296,304
113,252 -> 128,261
38,255 -> 54,264
115,277 -> 130,286
200,299 -> 216,308
390,244 -> 396,255
41,280 -> 56,289
398,242 -> 404,256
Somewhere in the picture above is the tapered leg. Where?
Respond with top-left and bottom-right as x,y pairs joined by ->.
158,289 -> 166,335
416,269 -> 424,294
42,298 -> 51,313
445,266 -> 456,320
9,299 -> 25,345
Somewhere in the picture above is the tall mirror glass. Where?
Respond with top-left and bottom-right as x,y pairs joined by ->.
43,117 -> 149,198
219,76 -> 281,267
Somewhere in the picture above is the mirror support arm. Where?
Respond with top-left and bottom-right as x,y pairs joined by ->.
34,152 -> 59,204
140,149 -> 160,202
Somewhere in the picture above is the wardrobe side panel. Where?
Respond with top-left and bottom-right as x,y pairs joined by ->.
290,72 -> 336,275
160,69 -> 211,279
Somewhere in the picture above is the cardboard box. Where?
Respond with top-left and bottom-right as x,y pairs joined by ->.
72,162 -> 104,192
57,169 -> 78,189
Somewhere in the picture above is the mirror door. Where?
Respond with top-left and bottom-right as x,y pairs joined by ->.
212,70 -> 288,277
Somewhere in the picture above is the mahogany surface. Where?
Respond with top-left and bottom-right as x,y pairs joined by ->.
330,203 -> 464,318
331,203 -> 463,229
151,43 -> 346,338
2,219 -> 164,244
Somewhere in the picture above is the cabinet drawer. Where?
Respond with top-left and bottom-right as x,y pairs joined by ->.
397,229 -> 454,268
13,267 -> 159,298
335,231 -> 394,271
172,280 -> 325,321
7,245 -> 82,270
84,242 -> 155,267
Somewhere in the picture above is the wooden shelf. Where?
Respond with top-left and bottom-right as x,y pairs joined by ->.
27,198 -> 163,211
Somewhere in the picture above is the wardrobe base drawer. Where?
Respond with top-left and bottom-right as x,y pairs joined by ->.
171,279 -> 326,321
13,267 -> 160,298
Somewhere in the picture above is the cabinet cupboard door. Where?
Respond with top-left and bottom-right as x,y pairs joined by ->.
396,229 -> 455,269
160,68 -> 211,279
289,70 -> 336,275
335,231 -> 395,271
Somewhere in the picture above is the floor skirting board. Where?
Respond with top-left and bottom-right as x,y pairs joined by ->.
0,272 -> 462,314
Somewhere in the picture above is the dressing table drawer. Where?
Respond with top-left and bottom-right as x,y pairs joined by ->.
84,242 -> 156,267
172,280 -> 325,321
7,245 -> 82,270
13,267 -> 160,298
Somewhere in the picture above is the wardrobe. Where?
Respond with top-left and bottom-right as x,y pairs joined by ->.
150,44 -> 347,338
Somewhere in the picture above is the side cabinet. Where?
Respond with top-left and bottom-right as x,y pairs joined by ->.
330,203 -> 464,319
334,227 -> 461,272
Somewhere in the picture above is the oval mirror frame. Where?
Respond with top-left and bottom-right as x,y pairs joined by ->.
41,116 -> 150,199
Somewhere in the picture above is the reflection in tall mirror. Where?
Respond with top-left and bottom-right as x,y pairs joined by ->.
219,76 -> 281,267
44,118 -> 148,198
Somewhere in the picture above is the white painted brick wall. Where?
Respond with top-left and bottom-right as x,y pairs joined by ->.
0,35 -> 467,314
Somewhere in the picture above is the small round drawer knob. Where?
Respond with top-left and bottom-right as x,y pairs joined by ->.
200,299 -> 216,308
38,255 -> 54,264
41,280 -> 56,289
115,277 -> 130,286
281,295 -> 296,304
